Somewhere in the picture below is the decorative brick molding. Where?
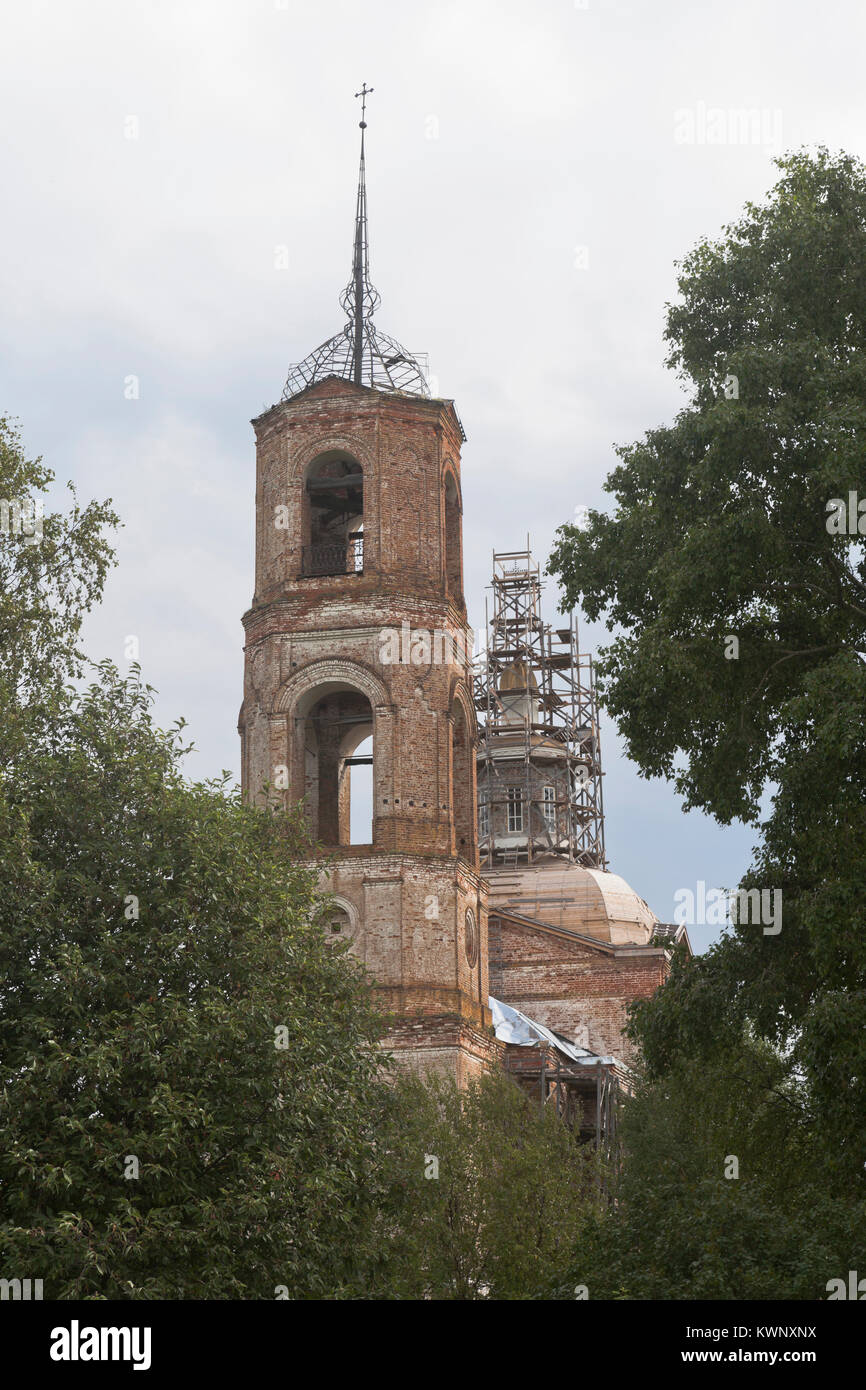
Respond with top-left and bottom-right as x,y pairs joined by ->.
273,655 -> 391,717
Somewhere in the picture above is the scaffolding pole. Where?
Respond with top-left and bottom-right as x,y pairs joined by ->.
474,544 -> 607,871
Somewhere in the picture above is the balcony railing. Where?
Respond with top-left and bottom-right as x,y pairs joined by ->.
301,532 -> 364,578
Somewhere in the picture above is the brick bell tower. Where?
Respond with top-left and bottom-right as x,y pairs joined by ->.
239,87 -> 498,1081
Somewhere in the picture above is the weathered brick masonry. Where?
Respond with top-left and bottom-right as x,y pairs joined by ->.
489,910 -> 668,1064
239,377 -> 494,1080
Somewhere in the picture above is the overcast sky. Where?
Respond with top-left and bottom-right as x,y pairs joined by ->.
3,0 -> 864,949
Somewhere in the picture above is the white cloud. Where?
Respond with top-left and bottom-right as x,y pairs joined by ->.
1,0 -> 858,930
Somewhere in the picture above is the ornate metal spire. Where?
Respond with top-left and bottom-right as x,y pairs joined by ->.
282,85 -> 430,402
339,83 -> 380,384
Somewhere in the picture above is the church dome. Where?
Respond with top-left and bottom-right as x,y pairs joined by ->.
485,861 -> 658,945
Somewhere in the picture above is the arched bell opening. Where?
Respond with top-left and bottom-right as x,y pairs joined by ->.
451,696 -> 475,863
302,451 -> 364,577
297,682 -> 374,847
444,469 -> 462,602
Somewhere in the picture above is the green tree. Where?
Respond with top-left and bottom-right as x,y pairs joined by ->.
0,664 -> 388,1299
549,148 -> 866,825
0,417 -> 391,1297
557,1050 -> 866,1301
549,145 -> 866,1149
548,149 -> 866,1293
0,415 -> 117,764
632,654 -> 866,1178
346,1072 -> 603,1300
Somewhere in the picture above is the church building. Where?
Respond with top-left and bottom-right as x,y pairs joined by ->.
238,89 -> 688,1137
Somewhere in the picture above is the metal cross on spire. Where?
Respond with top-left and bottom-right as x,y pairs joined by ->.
281,85 -> 431,402
356,81 -> 373,124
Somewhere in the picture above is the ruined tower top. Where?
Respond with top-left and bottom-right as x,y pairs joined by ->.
282,84 -> 431,403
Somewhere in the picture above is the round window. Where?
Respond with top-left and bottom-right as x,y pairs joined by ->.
464,907 -> 478,967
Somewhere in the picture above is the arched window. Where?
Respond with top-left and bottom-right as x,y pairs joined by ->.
299,685 -> 374,846
349,734 -> 373,844
303,452 -> 363,577
325,904 -> 353,943
444,470 -> 462,600
451,697 -> 475,861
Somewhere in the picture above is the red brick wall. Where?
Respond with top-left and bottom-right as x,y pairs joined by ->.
239,379 -> 493,1065
490,911 -> 668,1062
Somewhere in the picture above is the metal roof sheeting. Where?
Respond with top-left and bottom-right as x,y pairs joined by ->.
489,996 -> 615,1066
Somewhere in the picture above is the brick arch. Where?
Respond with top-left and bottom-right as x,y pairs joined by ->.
275,658 -> 394,846
274,657 -> 390,717
287,433 -> 375,488
288,435 -> 373,578
441,457 -> 463,508
320,893 -> 360,945
449,683 -> 477,865
449,675 -> 477,742
442,463 -> 464,605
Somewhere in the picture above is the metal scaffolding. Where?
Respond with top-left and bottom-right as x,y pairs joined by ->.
540,1056 -> 620,1158
501,1050 -> 622,1159
474,544 -> 607,870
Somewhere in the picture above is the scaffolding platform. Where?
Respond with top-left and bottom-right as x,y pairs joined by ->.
474,544 -> 607,871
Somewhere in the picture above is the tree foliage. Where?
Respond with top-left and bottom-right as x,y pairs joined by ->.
344,1072 -> 603,1300
549,148 -> 866,825
0,415 -> 118,765
0,426 -> 389,1297
558,1050 -> 866,1301
549,149 -> 866,1295
0,667 -> 387,1298
631,652 -> 866,1179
